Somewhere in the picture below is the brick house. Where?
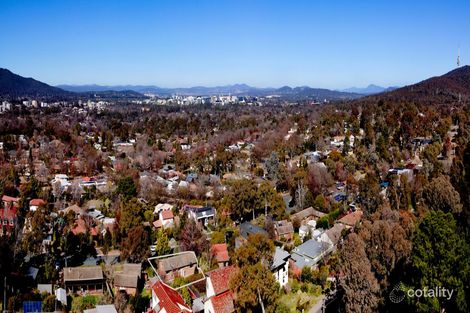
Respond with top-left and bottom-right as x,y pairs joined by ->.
1,195 -> 19,235
157,252 -> 198,283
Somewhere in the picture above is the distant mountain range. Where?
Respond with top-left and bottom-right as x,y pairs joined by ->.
341,84 -> 399,95
57,83 -> 362,100
0,69 -> 362,100
2,66 -> 470,103
56,83 -> 265,95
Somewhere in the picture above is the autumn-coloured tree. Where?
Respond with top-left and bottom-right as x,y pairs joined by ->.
179,219 -> 208,256
358,172 -> 383,215
358,216 -> 411,289
422,175 -> 462,214
306,163 -> 333,197
121,226 -> 150,263
339,233 -> 380,313
22,207 -> 50,255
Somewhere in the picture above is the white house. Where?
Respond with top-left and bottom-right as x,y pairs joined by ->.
299,225 -> 310,241
51,174 -> 71,189
158,210 -> 174,229
184,205 -> 216,227
271,247 -> 290,287
154,203 -> 174,214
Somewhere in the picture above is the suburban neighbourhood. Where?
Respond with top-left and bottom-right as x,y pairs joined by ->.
1,1 -> 470,312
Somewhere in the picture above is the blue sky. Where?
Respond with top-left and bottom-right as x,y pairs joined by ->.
0,0 -> 468,88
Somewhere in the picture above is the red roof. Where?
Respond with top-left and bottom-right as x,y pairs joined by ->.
29,199 -> 46,206
208,266 -> 235,296
161,210 -> 174,220
153,220 -> 163,228
337,210 -> 363,227
2,195 -> 19,203
151,281 -> 191,313
211,244 -> 230,263
210,291 -> 235,313
0,207 -> 17,220
72,219 -> 98,236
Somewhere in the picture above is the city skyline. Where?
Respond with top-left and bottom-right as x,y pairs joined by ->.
0,0 -> 468,89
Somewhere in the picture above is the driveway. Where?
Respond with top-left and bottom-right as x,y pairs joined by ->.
309,295 -> 325,313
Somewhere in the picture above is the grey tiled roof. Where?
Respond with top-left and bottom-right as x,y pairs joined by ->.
291,239 -> 331,269
271,247 -> 290,270
240,222 -> 268,238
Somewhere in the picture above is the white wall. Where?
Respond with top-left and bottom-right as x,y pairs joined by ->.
273,261 -> 289,287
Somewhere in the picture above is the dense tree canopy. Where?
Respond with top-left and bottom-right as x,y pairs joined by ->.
221,179 -> 285,221
339,233 -> 380,313
116,176 -> 138,199
410,210 -> 469,313
422,175 -> 462,214
230,234 -> 279,313
121,226 -> 150,262
179,219 -> 208,256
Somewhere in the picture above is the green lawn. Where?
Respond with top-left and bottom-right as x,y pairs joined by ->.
278,280 -> 323,313
70,294 -> 101,313
279,291 -> 321,313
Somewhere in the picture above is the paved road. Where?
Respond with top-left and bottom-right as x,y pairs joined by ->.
308,295 -> 325,313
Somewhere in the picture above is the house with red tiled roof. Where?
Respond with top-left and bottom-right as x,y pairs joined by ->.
29,199 -> 46,212
204,266 -> 236,313
2,195 -> 19,208
159,210 -> 174,229
0,206 -> 17,235
72,218 -> 98,236
336,210 -> 363,228
153,208 -> 175,230
210,244 -> 229,268
150,280 -> 192,313
1,195 -> 19,235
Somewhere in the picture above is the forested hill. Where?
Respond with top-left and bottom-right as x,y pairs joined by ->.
366,65 -> 470,104
0,68 -> 71,99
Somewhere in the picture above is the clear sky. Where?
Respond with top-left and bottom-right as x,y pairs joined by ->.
0,0 -> 468,89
